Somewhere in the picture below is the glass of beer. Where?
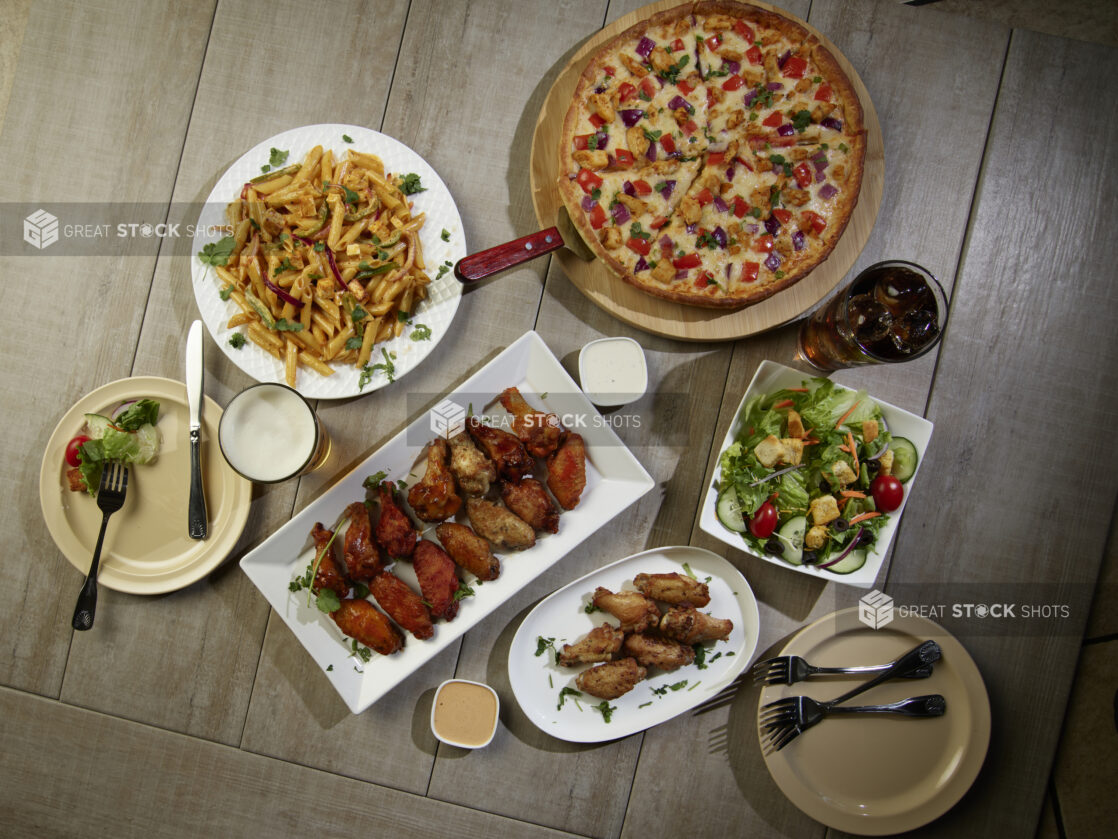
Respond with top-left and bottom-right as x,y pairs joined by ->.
218,383 -> 330,483
796,260 -> 948,371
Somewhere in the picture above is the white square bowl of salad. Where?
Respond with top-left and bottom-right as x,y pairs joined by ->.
699,360 -> 933,588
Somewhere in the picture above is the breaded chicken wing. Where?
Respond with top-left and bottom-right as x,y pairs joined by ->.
558,623 -> 624,666
370,571 -> 433,640
448,431 -> 497,496
412,539 -> 460,621
341,501 -> 385,582
575,657 -> 647,699
500,478 -> 559,534
622,633 -> 696,671
375,482 -> 417,559
435,522 -> 501,581
466,497 -> 536,550
466,415 -> 533,482
499,386 -> 563,457
659,605 -> 733,644
591,586 -> 662,633
407,439 -> 462,522
331,598 -> 403,656
633,572 -> 711,607
311,522 -> 350,597
546,431 -> 587,510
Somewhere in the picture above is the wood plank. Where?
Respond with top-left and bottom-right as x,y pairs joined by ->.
0,0 -> 216,697
0,686 -> 577,838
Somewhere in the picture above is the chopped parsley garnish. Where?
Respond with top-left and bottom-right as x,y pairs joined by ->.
349,639 -> 372,663
557,686 -> 583,710
583,601 -> 600,614
410,323 -> 432,341
629,221 -> 652,240
342,134 -> 354,143
273,318 -> 303,332
452,581 -> 475,601
219,285 -> 233,301
435,260 -> 453,280
362,471 -> 389,489
791,109 -> 813,133
198,235 -> 236,267
341,185 -> 361,206
642,127 -> 663,142
593,701 -> 617,723
275,257 -> 295,274
440,228 -> 450,241
227,332 -> 246,349
314,241 -> 326,252
658,53 -> 690,83
694,644 -> 708,670
398,173 -> 426,195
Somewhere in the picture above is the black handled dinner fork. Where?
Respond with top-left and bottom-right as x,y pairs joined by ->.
71,462 -> 128,631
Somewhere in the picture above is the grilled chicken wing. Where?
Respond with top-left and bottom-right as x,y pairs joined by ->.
558,623 -> 624,666
546,431 -> 587,510
370,571 -> 434,640
412,539 -> 460,621
622,633 -> 696,671
659,605 -> 733,644
501,478 -> 559,534
341,501 -> 385,581
633,572 -> 711,607
407,439 -> 462,522
331,598 -> 403,656
575,657 -> 647,700
447,431 -> 497,496
466,415 -> 533,482
311,522 -> 350,597
375,482 -> 417,559
466,497 -> 536,550
591,586 -> 661,633
498,386 -> 563,458
435,522 -> 501,581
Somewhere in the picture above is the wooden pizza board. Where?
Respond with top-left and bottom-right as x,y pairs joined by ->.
529,0 -> 884,341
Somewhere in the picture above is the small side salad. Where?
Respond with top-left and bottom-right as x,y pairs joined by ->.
715,378 -> 918,575
64,399 -> 161,495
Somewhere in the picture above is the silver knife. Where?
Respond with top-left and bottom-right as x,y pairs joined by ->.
186,320 -> 208,539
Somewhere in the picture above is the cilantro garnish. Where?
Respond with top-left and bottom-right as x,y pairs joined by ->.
261,147 -> 289,173
535,636 -> 557,657
791,109 -> 812,133
410,323 -> 432,341
359,348 -> 397,390
557,686 -> 583,710
219,285 -> 233,301
342,134 -> 354,143
398,173 -> 425,195
273,319 -> 303,332
362,471 -> 389,489
198,235 -> 235,267
228,332 -> 246,349
440,228 -> 450,242
593,701 -> 617,723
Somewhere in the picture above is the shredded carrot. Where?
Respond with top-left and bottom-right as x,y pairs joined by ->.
840,490 -> 866,498
772,399 -> 794,410
787,387 -> 809,392
838,495 -> 851,511
834,400 -> 861,429
848,431 -> 859,474
838,444 -> 850,453
803,438 -> 820,446
849,511 -> 881,525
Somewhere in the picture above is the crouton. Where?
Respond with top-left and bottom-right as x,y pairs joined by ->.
780,438 -> 804,466
879,449 -> 895,476
810,495 -> 840,526
753,435 -> 787,468
66,466 -> 87,493
829,460 -> 857,486
805,525 -> 829,550
787,409 -> 805,439
862,419 -> 878,444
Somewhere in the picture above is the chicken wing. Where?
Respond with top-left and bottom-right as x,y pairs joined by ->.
375,482 -> 417,559
407,439 -> 462,522
501,478 -> 559,534
546,431 -> 587,510
311,522 -> 350,598
591,586 -> 661,633
370,571 -> 434,640
466,415 -> 533,482
447,431 -> 497,496
435,522 -> 501,581
331,598 -> 403,656
412,539 -> 460,621
575,657 -> 647,699
341,501 -> 385,582
622,633 -> 696,671
659,605 -> 733,644
558,623 -> 624,666
498,386 -> 563,458
466,497 -> 536,550
633,572 -> 711,607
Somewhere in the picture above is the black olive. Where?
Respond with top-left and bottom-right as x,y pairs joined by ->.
865,459 -> 881,474
832,518 -> 850,533
855,530 -> 875,548
801,550 -> 818,565
764,538 -> 784,556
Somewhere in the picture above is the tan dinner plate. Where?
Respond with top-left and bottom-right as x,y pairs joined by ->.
759,608 -> 990,834
529,0 -> 885,340
40,376 -> 252,594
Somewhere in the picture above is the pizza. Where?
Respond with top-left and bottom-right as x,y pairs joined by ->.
557,1 -> 866,308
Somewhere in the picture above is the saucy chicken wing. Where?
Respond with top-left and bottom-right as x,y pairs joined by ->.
575,657 -> 647,700
447,431 -> 497,496
331,598 -> 403,656
341,501 -> 385,582
412,539 -> 460,621
546,431 -> 587,510
633,572 -> 711,607
370,571 -> 434,640
311,522 -> 350,598
659,605 -> 733,644
466,415 -> 533,482
498,386 -> 563,457
375,482 -> 417,559
591,586 -> 662,633
622,633 -> 696,671
558,623 -> 625,666
407,439 -> 462,522
501,477 -> 559,534
466,497 -> 536,550
435,522 -> 501,581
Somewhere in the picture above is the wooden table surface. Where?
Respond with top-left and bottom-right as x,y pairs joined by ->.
2,1 -> 1116,836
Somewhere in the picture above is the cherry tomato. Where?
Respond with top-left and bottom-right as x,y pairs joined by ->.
65,435 -> 92,468
871,474 -> 904,512
749,501 -> 778,539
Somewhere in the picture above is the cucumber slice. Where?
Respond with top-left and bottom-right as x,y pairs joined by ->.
83,413 -> 113,440
823,548 -> 867,575
776,515 -> 807,566
716,487 -> 747,533
134,423 -> 160,464
889,437 -> 919,483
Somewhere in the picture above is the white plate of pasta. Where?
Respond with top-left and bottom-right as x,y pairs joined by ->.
191,124 -> 465,399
